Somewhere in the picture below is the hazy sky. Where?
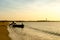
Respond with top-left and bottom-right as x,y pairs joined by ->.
0,0 -> 60,20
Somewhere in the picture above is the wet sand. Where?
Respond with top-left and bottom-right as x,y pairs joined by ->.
0,22 -> 11,40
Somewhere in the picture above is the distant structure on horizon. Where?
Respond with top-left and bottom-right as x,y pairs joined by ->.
46,18 -> 47,21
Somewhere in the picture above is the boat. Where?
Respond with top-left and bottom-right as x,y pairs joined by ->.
9,21 -> 24,28
12,24 -> 24,28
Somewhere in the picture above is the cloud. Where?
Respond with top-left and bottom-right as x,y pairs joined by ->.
0,0 -> 58,11
0,0 -> 33,8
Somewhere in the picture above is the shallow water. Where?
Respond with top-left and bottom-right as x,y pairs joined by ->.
8,22 -> 60,40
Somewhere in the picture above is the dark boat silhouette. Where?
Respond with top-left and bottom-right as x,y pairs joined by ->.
12,24 -> 24,28
9,21 -> 24,28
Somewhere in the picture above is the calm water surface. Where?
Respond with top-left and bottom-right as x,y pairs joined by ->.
8,22 -> 60,40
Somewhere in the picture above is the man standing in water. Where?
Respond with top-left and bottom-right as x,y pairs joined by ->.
11,21 -> 16,25
9,21 -> 16,26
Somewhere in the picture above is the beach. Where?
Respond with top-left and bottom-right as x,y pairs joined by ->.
1,22 -> 60,40
0,22 -> 11,40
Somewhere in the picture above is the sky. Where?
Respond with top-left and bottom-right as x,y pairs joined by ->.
0,0 -> 60,21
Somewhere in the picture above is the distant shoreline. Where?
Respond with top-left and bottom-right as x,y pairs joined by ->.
0,20 -> 60,22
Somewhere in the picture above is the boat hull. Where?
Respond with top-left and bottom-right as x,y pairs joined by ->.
13,24 -> 24,28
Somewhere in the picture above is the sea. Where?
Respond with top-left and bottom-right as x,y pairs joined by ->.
7,22 -> 60,40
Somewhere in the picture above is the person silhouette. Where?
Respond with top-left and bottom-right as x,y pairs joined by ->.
9,21 -> 16,26
11,21 -> 16,25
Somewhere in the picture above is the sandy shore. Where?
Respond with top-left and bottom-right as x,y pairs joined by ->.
0,22 -> 11,40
